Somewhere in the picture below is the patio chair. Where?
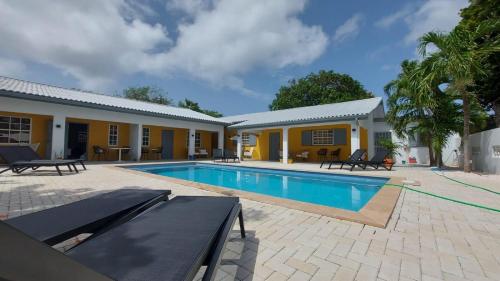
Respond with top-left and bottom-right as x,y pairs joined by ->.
141,147 -> 150,160
196,148 -> 209,158
0,196 -> 246,281
347,149 -> 394,171
5,189 -> 170,246
294,151 -> 309,162
153,147 -> 163,160
320,148 -> 341,168
213,148 -> 224,162
224,149 -> 240,162
0,146 -> 80,176
243,147 -> 254,159
326,149 -> 366,170
92,145 -> 106,161
316,148 -> 328,162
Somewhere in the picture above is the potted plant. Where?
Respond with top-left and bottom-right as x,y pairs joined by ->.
378,138 -> 402,167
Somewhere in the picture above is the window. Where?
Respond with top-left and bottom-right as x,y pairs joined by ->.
375,132 -> 392,152
242,133 -> 250,145
142,127 -> 150,147
108,124 -> 118,146
195,132 -> 201,148
0,116 -> 31,144
312,130 -> 333,145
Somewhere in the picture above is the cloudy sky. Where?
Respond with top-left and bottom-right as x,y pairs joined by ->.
0,0 -> 468,115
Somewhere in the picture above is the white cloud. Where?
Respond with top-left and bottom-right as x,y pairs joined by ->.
375,6 -> 412,29
0,56 -> 26,76
404,0 -> 468,44
0,0 -> 328,97
148,0 -> 328,96
375,0 -> 468,44
333,13 -> 363,44
0,0 -> 170,89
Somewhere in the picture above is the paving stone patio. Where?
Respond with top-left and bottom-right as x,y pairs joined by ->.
1,162 -> 499,281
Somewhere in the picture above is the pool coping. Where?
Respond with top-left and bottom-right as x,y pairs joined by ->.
114,162 -> 402,228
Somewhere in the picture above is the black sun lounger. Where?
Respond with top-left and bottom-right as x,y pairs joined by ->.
349,149 -> 394,171
0,146 -> 84,176
326,149 -> 366,170
5,189 -> 171,246
213,148 -> 225,162
224,149 -> 240,162
0,196 -> 245,281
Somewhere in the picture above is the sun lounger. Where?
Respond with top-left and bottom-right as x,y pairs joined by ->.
5,189 -> 171,246
326,149 -> 366,170
224,149 -> 240,162
347,149 -> 393,171
0,146 -> 84,176
0,195 -> 245,281
213,148 -> 224,162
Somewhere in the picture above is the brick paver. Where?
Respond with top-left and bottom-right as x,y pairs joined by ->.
0,162 -> 499,281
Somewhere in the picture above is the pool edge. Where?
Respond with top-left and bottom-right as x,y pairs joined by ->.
114,163 -> 402,228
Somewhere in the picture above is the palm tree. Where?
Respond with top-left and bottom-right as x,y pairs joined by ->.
385,60 -> 461,167
418,25 -> 497,172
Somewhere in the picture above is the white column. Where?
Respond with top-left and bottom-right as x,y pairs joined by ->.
350,119 -> 360,154
236,130 -> 242,160
51,114 -> 66,160
367,114 -> 375,159
129,124 -> 142,161
282,127 -> 289,164
218,128 -> 224,149
188,128 -> 196,160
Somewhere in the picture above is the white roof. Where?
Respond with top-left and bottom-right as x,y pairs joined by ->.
222,97 -> 383,129
0,76 -> 228,124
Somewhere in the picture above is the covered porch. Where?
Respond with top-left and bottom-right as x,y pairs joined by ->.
230,118 -> 374,164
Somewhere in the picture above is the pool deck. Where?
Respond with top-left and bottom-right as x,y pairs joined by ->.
1,161 -> 500,281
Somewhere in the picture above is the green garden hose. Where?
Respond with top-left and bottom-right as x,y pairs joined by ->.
432,169 -> 500,195
386,183 -> 500,213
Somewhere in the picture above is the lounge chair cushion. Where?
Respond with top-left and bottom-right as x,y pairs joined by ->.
67,196 -> 239,281
6,189 -> 170,245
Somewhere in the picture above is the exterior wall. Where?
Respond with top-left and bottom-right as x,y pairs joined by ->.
470,128 -> 500,174
197,130 -> 214,157
0,96 -> 226,160
67,118 -> 130,160
240,124 -> 352,162
145,125 -> 188,160
360,127 -> 368,153
0,111 -> 52,158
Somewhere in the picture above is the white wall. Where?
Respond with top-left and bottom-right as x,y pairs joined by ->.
442,133 -> 461,167
470,128 -> 500,174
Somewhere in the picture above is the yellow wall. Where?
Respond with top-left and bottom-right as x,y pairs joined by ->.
0,111 -> 52,158
239,124 -> 353,162
197,130 -> 214,157
143,125 -> 188,160
360,127 -> 368,157
67,118 -> 130,160
225,129 -> 237,151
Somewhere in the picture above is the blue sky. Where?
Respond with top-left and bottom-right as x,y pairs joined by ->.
0,0 -> 468,115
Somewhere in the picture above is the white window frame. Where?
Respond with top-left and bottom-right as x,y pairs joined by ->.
241,133 -> 250,145
142,127 -> 150,147
108,124 -> 119,146
312,129 -> 334,145
195,132 -> 201,148
0,115 -> 32,144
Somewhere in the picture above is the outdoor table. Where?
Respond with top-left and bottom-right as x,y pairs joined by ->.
108,147 -> 131,162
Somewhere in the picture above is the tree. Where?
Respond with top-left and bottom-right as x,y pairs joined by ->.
269,70 -> 374,110
123,86 -> 173,105
178,98 -> 223,117
459,0 -> 500,127
418,25 -> 497,172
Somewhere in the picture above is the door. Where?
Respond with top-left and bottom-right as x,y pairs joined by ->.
269,132 -> 280,161
161,130 -> 174,159
66,123 -> 88,159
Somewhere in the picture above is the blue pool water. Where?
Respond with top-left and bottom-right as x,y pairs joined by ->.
129,163 -> 388,211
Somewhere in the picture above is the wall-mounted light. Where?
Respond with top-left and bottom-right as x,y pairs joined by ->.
351,128 -> 357,132
56,124 -> 62,128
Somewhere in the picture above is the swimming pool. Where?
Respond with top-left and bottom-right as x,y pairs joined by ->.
129,163 -> 388,211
